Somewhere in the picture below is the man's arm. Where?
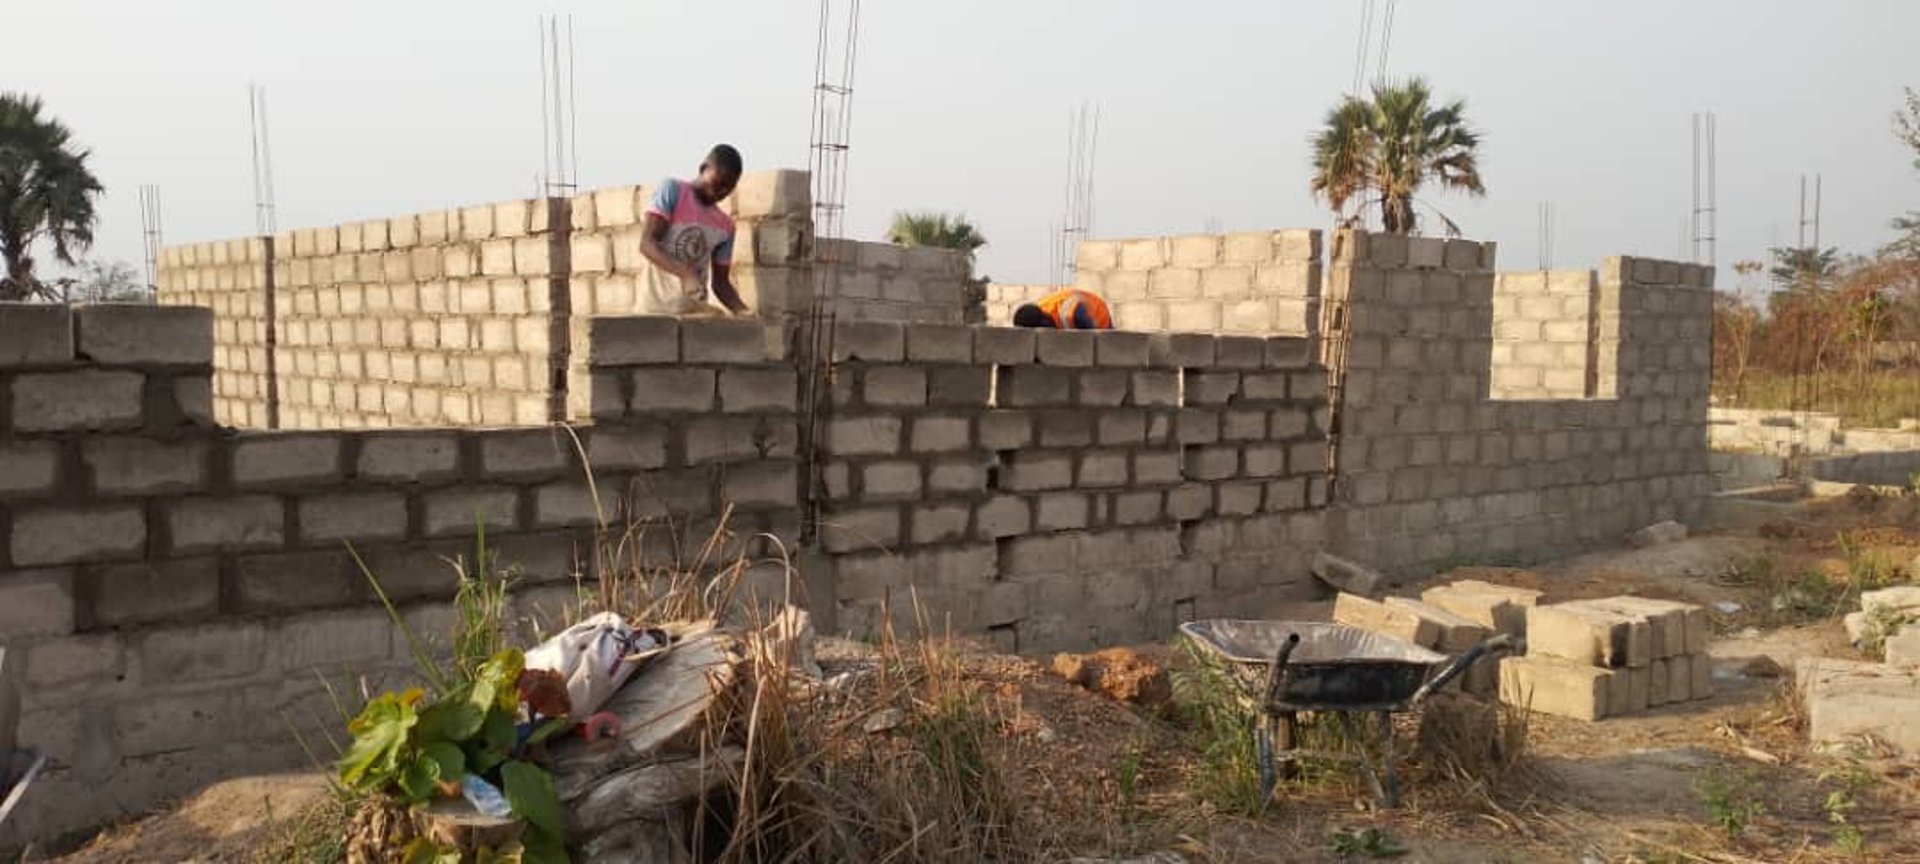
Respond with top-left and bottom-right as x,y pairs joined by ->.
710,262 -> 748,314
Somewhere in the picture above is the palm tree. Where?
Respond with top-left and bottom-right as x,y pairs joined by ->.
1309,77 -> 1485,235
886,211 -> 987,261
0,93 -> 103,301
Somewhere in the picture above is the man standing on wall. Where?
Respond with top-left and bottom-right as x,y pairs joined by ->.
637,144 -> 750,316
1012,287 -> 1112,329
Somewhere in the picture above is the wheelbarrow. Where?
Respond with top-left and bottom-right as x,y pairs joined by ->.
1179,620 -> 1514,809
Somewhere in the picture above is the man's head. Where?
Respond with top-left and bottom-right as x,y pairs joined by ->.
694,144 -> 744,205
1012,304 -> 1055,328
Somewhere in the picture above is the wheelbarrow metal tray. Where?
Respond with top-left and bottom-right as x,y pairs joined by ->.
1180,620 -> 1449,710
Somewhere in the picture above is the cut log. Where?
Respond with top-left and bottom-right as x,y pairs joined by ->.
549,627 -> 742,801
567,746 -> 744,837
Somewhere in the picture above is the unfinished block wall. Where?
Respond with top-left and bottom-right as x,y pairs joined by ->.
812,323 -> 1331,652
1490,269 -> 1595,399
276,199 -> 564,429
1322,231 -> 1713,571
158,170 -> 978,430
152,238 -> 271,426
816,239 -> 978,324
983,230 -> 1320,336
0,305 -> 799,846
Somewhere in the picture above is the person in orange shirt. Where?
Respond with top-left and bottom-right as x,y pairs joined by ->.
1012,288 -> 1112,330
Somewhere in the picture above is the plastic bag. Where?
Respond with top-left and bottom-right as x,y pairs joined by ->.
521,612 -> 668,720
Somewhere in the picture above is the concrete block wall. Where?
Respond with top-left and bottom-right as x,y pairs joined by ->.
816,238 -> 977,325
158,170 -> 980,430
1322,231 -> 1713,571
267,199 -> 564,429
1490,269 -> 1595,399
154,238 -> 271,427
983,230 -> 1321,336
812,322 -> 1332,652
0,305 -> 797,845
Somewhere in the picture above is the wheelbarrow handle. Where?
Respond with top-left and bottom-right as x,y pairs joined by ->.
1412,633 -> 1514,705
1263,633 -> 1302,706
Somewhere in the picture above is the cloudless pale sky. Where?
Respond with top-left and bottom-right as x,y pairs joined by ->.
5,1 -> 1917,288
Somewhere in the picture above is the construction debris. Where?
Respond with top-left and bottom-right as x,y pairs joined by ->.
1052,647 -> 1171,706
1500,594 -> 1713,721
1627,520 -> 1689,548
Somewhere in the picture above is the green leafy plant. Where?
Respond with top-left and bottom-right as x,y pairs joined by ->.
1695,767 -> 1765,838
1330,827 -> 1409,858
339,527 -> 572,863
1819,755 -> 1877,855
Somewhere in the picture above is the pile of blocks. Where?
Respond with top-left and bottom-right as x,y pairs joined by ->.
1501,595 -> 1714,720
1332,579 -> 1544,698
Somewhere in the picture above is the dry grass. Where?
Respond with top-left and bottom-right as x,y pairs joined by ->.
692,597 -> 1038,864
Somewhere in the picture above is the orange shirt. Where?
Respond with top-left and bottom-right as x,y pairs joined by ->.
1034,289 -> 1113,329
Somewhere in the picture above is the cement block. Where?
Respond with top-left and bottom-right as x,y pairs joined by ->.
10,369 -> 144,432
585,426 -> 669,471
732,170 -> 810,218
825,415 -> 902,457
299,492 -> 409,542
1527,602 -> 1649,669
1647,658 -> 1670,705
75,305 -> 212,365
423,487 -> 519,536
0,303 -> 74,367
1312,552 -> 1384,597
719,368 -> 798,413
1035,330 -> 1095,367
10,505 -> 146,566
629,368 -> 716,413
833,321 -> 907,362
1382,597 -> 1491,652
906,324 -> 975,363
590,315 -> 680,365
1798,657 -> 1920,753
863,366 -> 927,407
1147,332 -> 1215,368
1886,629 -> 1920,666
1691,653 -> 1714,700
87,557 -> 222,626
681,318 -> 771,364
81,437 -> 209,495
1334,593 -> 1438,647
478,430 -> 571,476
169,496 -> 286,552
1500,655 -> 1608,721
357,432 -> 461,482
0,571 -> 75,638
1422,580 -> 1542,638
233,434 -> 343,487
0,441 -> 62,497
974,327 -> 1036,365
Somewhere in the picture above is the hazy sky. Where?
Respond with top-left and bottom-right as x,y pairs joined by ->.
6,1 -> 1917,288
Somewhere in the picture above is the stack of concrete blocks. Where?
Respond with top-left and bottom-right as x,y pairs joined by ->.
266,198 -> 563,429
1500,596 -> 1712,721
990,232 -> 1321,335
1489,270 -> 1595,399
154,238 -> 271,427
1708,408 -> 1846,456
815,323 -> 1332,652
1331,592 -> 1498,696
1323,231 -> 1714,572
0,304 -> 801,846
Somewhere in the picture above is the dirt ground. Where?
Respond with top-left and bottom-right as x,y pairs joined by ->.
31,493 -> 1920,864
